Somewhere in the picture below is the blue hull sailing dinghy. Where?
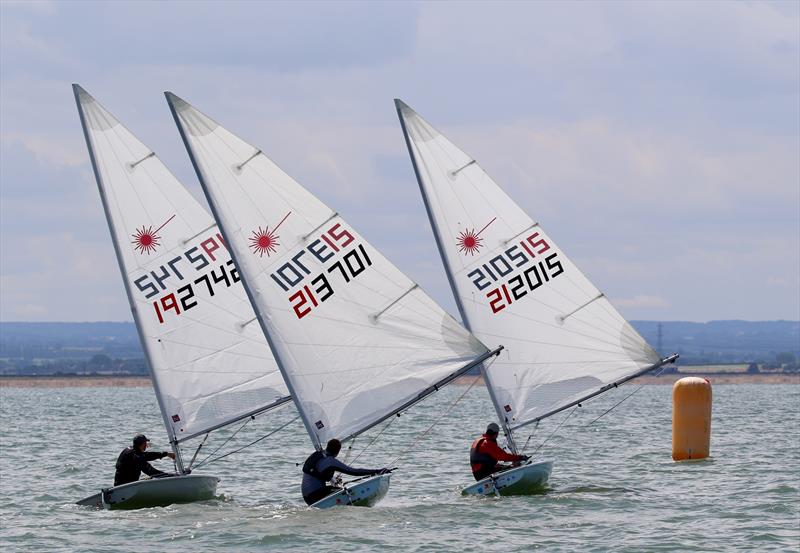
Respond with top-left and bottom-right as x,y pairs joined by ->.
395,100 -> 678,497
166,92 -> 502,508
72,85 -> 292,510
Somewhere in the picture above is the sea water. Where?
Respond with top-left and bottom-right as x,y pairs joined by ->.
1,383 -> 798,552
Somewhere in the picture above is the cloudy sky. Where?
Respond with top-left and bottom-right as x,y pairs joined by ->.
1,0 -> 798,323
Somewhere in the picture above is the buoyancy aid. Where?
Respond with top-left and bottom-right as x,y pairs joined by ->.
470,437 -> 497,475
302,450 -> 336,482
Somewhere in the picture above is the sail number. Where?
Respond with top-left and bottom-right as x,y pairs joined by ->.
465,231 -> 565,314
485,253 -> 563,313
268,223 -> 374,319
152,260 -> 240,324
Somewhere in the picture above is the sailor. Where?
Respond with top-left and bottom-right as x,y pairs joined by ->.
470,422 -> 529,481
301,438 -> 389,505
113,434 -> 177,486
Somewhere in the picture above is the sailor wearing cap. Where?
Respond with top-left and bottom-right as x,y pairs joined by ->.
469,423 -> 529,481
113,434 -> 177,486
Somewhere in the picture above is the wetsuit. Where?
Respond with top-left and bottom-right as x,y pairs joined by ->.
470,433 -> 526,481
114,447 -> 171,486
301,452 -> 382,505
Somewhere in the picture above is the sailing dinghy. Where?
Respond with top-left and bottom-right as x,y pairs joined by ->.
72,85 -> 292,509
166,92 -> 502,507
395,100 -> 678,497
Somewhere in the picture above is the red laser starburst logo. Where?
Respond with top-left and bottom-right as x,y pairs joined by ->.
132,214 -> 175,255
456,217 -> 496,256
249,211 -> 291,257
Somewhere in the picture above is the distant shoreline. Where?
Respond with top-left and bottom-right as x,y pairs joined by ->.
1,373 -> 797,388
0,375 -> 151,388
453,373 -> 799,386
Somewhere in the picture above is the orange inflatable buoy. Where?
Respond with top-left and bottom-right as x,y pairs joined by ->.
672,377 -> 712,461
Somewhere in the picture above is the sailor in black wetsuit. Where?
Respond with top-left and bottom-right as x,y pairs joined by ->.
114,434 -> 177,486
301,439 -> 388,505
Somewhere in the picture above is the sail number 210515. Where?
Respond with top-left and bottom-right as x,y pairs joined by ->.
465,231 -> 565,314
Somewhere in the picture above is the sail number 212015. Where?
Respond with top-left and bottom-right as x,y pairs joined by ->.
466,231 -> 564,314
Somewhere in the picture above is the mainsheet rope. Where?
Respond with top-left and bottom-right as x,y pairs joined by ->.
585,365 -> 669,426
193,415 -> 300,469
520,365 -> 669,456
387,368 -> 487,467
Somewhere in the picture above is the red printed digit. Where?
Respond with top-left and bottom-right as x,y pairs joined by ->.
527,232 -> 550,255
161,293 -> 181,317
487,288 -> 506,313
153,301 -> 164,324
321,234 -> 340,253
200,237 -> 220,261
304,285 -> 318,307
328,223 -> 354,248
290,289 -> 311,319
501,284 -> 512,304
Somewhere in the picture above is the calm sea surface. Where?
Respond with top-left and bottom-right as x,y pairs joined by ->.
1,383 -> 798,552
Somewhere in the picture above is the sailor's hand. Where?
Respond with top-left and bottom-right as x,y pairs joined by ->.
166,452 -> 176,460
519,455 -> 530,462
377,467 -> 396,475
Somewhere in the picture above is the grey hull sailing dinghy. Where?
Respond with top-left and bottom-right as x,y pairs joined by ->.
72,85 -> 291,509
166,92 -> 501,508
395,100 -> 677,496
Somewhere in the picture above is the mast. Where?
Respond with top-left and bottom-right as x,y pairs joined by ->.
395,99 -> 519,453
74,84 -> 185,472
165,92 -> 323,451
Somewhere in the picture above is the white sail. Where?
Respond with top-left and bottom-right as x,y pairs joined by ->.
166,93 -> 491,449
396,100 -> 662,433
73,85 -> 290,446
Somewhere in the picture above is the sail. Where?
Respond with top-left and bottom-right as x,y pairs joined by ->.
166,92 -> 489,448
73,85 -> 289,443
396,100 -> 661,432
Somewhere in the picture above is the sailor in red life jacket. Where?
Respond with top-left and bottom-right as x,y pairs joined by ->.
470,422 -> 529,481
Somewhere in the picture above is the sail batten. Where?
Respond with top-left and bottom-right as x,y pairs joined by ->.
396,99 -> 664,431
73,85 -> 289,447
167,92 -> 491,449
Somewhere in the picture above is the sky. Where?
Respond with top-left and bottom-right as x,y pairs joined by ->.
1,0 -> 798,323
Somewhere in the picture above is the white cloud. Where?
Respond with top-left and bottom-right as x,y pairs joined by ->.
610,295 -> 670,309
0,1 -> 797,322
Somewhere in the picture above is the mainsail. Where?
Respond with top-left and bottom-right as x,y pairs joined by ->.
73,85 -> 291,467
166,93 -> 498,450
396,100 -> 674,441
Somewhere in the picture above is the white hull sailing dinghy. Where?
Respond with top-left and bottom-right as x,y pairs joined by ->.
72,85 -> 291,510
461,461 -> 554,497
309,474 -> 391,508
395,100 -> 678,497
75,474 -> 220,510
166,92 -> 502,508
